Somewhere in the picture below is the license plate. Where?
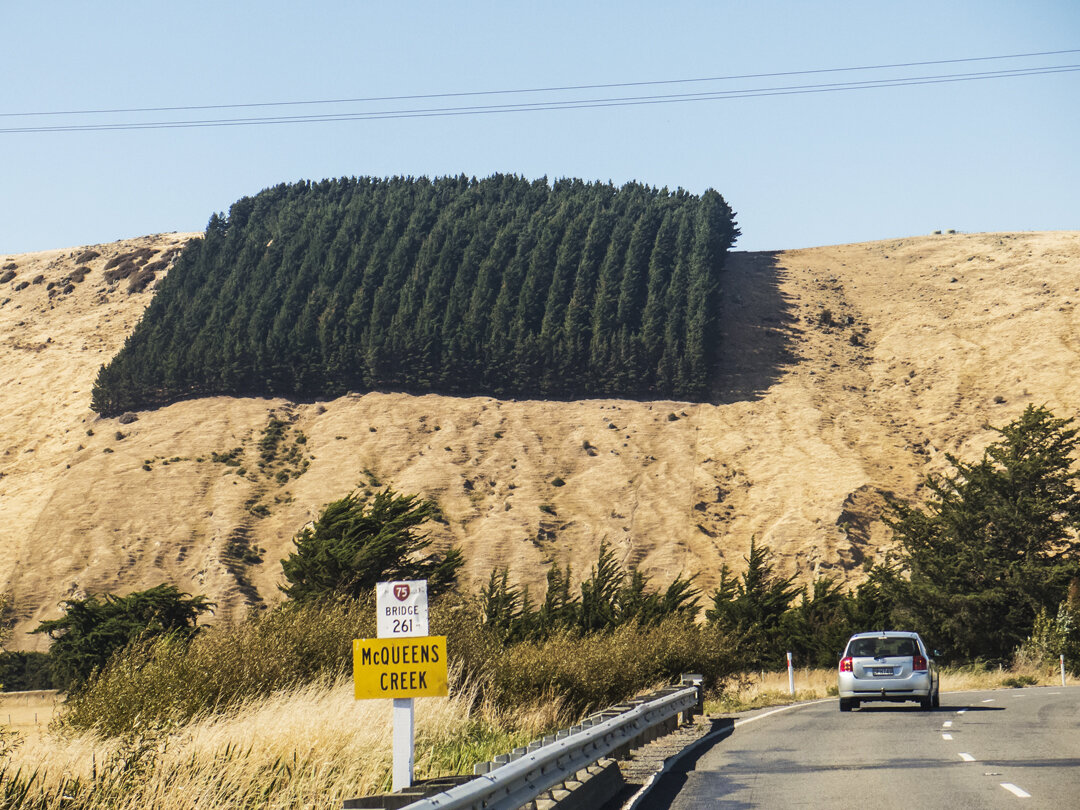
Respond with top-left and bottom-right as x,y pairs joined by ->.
872,667 -> 894,676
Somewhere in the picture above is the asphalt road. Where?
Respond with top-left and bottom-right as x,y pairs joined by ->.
636,686 -> 1080,809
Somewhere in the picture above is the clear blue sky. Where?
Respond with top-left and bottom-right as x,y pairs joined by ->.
2,1 -> 1077,254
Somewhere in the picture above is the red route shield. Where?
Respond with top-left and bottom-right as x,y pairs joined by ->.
393,583 -> 410,601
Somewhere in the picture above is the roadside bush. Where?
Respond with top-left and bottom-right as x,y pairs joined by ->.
478,617 -> 736,715
62,594 -> 737,736
63,599 -> 375,734
32,584 -> 212,692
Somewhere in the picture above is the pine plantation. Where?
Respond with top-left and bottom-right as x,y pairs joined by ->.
91,174 -> 739,414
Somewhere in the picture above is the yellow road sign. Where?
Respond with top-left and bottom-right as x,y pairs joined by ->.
353,635 -> 449,699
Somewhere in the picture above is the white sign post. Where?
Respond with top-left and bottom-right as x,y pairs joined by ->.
786,652 -> 795,695
376,580 -> 429,793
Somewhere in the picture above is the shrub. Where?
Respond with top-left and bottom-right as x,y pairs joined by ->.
103,261 -> 137,283
127,268 -> 156,293
75,250 -> 100,264
476,617 -> 736,715
63,596 -> 736,736
1001,674 -> 1038,688
32,584 -> 213,691
62,599 -> 375,734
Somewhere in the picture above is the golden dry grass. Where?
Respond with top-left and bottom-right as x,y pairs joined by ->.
0,690 -> 59,744
4,231 -> 1080,649
707,664 -> 1073,713
1,676 -> 554,809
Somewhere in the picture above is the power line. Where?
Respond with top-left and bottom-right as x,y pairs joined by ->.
2,47 -> 1078,119
2,61 -> 1077,134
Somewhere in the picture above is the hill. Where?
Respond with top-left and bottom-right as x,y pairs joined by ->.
2,230 -> 1079,648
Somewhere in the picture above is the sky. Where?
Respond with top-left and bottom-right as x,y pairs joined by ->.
1,1 -> 1077,255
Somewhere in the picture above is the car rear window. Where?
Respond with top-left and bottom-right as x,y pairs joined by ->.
848,637 -> 917,658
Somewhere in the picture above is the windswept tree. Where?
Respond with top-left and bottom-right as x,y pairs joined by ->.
32,584 -> 213,691
887,405 -> 1080,662
706,537 -> 800,668
280,487 -> 463,602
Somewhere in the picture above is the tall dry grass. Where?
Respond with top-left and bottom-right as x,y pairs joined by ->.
707,662 -> 1073,713
1,675 -> 553,810
64,600 -> 738,736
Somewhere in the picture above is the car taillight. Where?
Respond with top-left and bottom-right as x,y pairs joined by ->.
840,656 -> 853,672
912,655 -> 927,671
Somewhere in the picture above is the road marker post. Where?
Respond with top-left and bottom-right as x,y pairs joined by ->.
1062,654 -> 1067,687
352,580 -> 448,793
786,652 -> 795,695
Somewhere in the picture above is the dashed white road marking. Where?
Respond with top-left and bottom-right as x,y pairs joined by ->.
981,698 -> 995,703
1000,783 -> 1032,798
959,753 -> 975,762
942,733 -> 953,740
956,709 -> 968,715
942,720 -> 953,727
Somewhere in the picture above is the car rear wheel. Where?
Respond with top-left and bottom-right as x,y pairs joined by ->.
839,698 -> 856,712
932,688 -> 940,708
919,695 -> 933,710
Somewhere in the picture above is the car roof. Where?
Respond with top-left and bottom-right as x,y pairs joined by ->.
847,631 -> 920,639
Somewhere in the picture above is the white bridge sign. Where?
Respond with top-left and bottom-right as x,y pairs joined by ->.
376,580 -> 429,638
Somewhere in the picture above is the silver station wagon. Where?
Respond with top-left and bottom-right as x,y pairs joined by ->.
838,631 -> 940,711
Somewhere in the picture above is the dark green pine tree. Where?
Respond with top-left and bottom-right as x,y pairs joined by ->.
91,175 -> 739,413
886,405 -> 1080,663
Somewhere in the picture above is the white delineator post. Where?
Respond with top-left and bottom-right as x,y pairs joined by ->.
376,580 -> 430,793
392,697 -> 414,792
1062,654 -> 1067,687
787,652 -> 795,695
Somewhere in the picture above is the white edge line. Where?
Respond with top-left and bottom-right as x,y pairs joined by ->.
733,698 -> 832,729
1000,782 -> 1032,798
623,699 -> 830,810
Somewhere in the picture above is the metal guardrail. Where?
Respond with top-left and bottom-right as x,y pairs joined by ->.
398,682 -> 701,810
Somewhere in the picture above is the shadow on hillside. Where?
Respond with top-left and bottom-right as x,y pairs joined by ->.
711,251 -> 800,404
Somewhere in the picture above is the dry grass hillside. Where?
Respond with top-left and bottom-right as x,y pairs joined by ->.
3,230 -> 1079,649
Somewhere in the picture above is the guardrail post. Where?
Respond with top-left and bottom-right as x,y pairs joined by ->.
680,673 -> 704,723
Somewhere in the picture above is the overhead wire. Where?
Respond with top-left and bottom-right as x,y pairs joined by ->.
2,47 -> 1078,119
1,50 -> 1077,134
